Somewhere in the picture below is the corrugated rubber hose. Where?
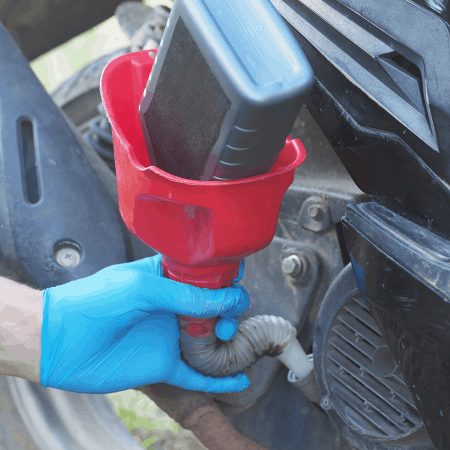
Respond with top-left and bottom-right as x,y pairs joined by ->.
180,315 -> 320,403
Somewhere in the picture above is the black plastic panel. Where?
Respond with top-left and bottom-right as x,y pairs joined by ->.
343,202 -> 450,450
272,0 -> 450,236
0,23 -> 128,288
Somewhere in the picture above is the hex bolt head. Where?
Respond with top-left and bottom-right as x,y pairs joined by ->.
281,254 -> 303,277
54,242 -> 81,268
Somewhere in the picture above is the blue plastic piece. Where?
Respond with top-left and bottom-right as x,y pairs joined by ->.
40,255 -> 250,394
215,260 -> 245,341
215,317 -> 239,342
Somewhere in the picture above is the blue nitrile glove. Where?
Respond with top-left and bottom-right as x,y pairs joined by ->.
214,259 -> 245,342
40,255 -> 250,394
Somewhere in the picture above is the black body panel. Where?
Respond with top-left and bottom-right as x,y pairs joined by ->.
0,23 -> 128,288
272,0 -> 450,235
343,203 -> 450,450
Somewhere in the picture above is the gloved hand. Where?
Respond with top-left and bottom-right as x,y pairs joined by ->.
40,255 -> 250,394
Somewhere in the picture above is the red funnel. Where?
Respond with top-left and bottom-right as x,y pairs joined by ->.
101,50 -> 306,336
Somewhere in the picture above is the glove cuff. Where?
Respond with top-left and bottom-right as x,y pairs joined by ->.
40,288 -> 52,387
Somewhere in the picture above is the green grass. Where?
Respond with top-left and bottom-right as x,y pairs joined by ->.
108,390 -> 204,450
31,16 -> 128,92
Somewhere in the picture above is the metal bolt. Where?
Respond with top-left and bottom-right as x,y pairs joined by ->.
308,204 -> 324,221
55,242 -> 81,268
281,254 -> 303,277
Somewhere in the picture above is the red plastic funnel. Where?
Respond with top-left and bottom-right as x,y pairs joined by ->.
101,50 -> 306,335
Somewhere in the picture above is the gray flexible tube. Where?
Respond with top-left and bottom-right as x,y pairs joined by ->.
180,314 -> 319,402
181,315 -> 296,377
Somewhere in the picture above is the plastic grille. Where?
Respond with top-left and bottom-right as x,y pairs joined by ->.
325,295 -> 422,439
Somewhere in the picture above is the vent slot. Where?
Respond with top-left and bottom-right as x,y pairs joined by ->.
378,52 -> 426,113
19,119 -> 41,204
325,295 -> 422,439
385,52 -> 422,81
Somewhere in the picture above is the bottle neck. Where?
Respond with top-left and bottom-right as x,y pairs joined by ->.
162,257 -> 241,337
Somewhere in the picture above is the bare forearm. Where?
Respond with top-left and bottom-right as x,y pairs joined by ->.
0,277 -> 41,382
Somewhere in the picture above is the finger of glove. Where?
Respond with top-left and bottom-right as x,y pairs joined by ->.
215,317 -> 239,341
124,254 -> 163,275
169,360 -> 250,393
232,260 -> 245,283
146,277 -> 250,318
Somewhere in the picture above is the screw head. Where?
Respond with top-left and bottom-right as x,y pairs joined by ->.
321,396 -> 331,410
281,254 -> 303,277
308,204 -> 324,220
54,241 -> 81,268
